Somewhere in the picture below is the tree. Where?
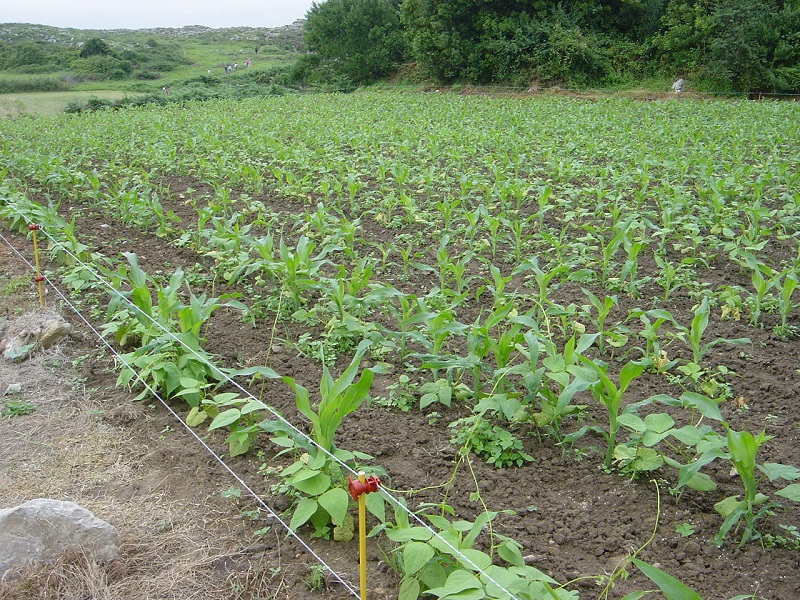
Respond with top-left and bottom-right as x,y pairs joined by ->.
702,0 -> 780,92
655,0 -> 798,92
400,0 -> 640,86
304,0 -> 405,85
79,37 -> 112,58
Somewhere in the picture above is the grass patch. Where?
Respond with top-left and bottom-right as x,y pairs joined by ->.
2,396 -> 36,417
0,90 -> 129,117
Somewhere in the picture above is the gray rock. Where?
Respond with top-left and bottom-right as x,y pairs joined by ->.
0,312 -> 72,361
0,498 -> 120,581
3,383 -> 22,395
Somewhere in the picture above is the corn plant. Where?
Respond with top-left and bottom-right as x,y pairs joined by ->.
233,340 -> 385,536
681,296 -> 751,367
714,427 -> 800,547
770,268 -> 799,339
505,332 -> 598,440
578,357 -> 647,470
581,289 -> 619,356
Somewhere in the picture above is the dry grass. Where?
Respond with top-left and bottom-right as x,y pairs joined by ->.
0,245 -> 364,600
0,329 -> 309,600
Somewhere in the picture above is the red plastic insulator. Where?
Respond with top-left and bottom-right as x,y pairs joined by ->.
28,223 -> 41,231
33,275 -> 46,283
347,475 -> 381,501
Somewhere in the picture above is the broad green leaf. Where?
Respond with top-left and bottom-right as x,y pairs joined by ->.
759,462 -> 800,482
228,431 -> 251,457
643,412 -> 674,433
386,526 -> 433,543
496,539 -> 525,567
289,497 -> 318,531
270,436 -> 295,448
669,424 -> 705,446
479,564 -> 524,597
714,495 -> 746,518
618,413 -> 646,433
631,558 -> 702,600
365,491 -> 385,522
186,407 -> 208,427
209,408 -> 241,430
425,569 -> 482,597
333,513 -> 355,542
290,470 -> 331,496
241,398 -> 268,414
318,487 -> 349,526
685,471 -> 718,492
679,391 -> 723,421
775,483 -> 800,501
455,548 -> 492,571
399,576 -> 421,600
212,392 -> 241,405
403,541 -> 435,575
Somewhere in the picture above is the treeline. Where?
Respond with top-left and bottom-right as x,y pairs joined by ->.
301,0 -> 800,93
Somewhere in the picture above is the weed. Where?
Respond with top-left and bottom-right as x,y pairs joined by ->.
303,564 -> 327,592
449,415 -> 533,468
2,396 -> 36,417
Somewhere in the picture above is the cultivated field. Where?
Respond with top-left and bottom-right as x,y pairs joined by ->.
1,91 -> 799,599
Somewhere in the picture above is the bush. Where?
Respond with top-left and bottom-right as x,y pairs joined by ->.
71,55 -> 132,81
133,70 -> 161,80
0,76 -> 68,93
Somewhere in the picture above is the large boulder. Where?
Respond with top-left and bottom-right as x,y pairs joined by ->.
0,498 -> 120,581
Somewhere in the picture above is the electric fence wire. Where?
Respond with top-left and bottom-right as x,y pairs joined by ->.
0,212 -> 527,600
0,229 -> 363,600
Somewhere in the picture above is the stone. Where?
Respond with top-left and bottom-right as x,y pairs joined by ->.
0,498 -> 120,581
0,312 -> 71,361
3,383 -> 22,395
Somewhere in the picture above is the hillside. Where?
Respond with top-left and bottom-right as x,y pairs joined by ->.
0,21 -> 306,97
0,21 -> 305,50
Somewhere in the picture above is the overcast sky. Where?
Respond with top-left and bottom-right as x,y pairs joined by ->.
3,1 -> 316,30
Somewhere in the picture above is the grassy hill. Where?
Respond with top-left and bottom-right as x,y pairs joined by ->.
0,21 -> 305,94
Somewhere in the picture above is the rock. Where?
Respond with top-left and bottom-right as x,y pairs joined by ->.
0,498 -> 120,581
0,312 -> 72,361
3,383 -> 22,396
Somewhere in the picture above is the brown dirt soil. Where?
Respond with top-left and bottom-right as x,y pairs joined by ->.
2,183 -> 800,600
0,241 -> 390,600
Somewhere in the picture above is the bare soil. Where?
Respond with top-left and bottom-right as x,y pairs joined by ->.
1,179 -> 799,600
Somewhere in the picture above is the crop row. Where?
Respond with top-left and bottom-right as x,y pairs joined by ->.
2,92 -> 799,599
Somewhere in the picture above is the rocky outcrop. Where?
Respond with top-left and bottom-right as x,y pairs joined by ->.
0,499 -> 120,581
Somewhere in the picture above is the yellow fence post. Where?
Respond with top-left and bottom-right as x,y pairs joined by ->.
347,472 -> 381,600
28,223 -> 45,308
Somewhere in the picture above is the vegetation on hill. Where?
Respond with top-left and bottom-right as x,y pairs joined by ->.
0,21 -> 306,95
302,0 -> 800,94
2,1 -> 798,107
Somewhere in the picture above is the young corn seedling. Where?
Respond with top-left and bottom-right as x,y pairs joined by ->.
235,340 -> 385,537
581,289 -> 618,356
505,332 -> 598,440
578,357 -> 647,471
679,296 -> 751,370
738,251 -> 775,326
714,427 -> 800,547
770,268 -> 799,339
